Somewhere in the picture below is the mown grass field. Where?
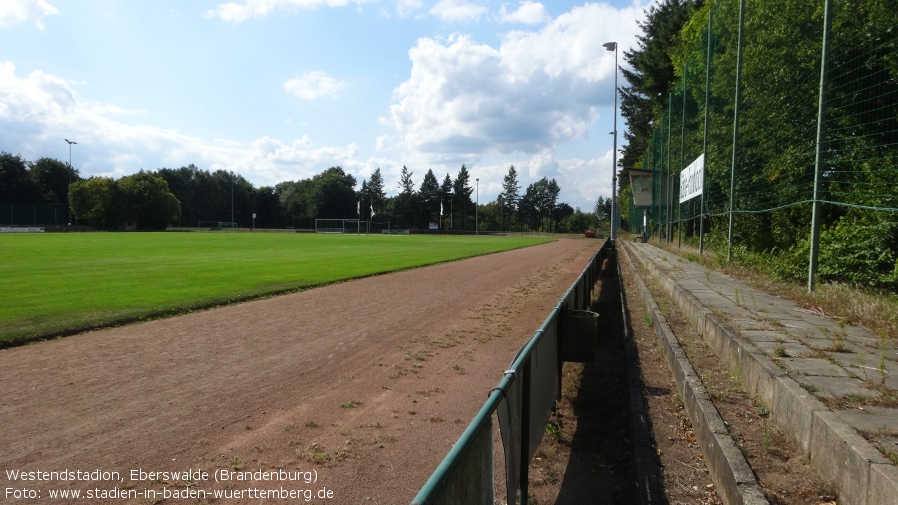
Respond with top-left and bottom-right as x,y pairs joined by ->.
0,232 -> 553,346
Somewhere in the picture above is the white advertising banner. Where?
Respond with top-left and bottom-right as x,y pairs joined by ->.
679,154 -> 705,203
0,227 -> 45,233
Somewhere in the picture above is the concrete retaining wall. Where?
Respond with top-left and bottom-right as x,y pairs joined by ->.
624,242 -> 898,505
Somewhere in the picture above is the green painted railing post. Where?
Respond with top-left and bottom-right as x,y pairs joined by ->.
519,354 -> 531,505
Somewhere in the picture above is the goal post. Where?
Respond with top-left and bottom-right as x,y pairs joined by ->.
197,221 -> 239,230
315,219 -> 367,234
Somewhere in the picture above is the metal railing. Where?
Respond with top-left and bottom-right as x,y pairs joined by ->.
411,238 -> 612,505
1,203 -> 67,226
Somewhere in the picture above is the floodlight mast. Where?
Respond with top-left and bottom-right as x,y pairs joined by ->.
475,178 -> 479,236
65,139 -> 77,225
603,41 -> 618,241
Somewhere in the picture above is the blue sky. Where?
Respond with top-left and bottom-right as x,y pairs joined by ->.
1,0 -> 654,211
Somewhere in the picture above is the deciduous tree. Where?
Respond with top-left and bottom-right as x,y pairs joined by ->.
0,152 -> 40,203
29,157 -> 73,205
117,172 -> 181,230
69,177 -> 119,228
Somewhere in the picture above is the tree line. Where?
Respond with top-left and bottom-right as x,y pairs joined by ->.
1,152 -> 609,233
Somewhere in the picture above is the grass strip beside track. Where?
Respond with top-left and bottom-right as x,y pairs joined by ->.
0,232 -> 552,346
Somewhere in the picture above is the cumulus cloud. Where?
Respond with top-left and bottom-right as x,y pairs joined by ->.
284,71 -> 346,100
0,61 -> 76,131
429,0 -> 488,23
527,150 -> 558,178
396,0 -> 423,18
0,60 -> 361,187
390,3 -> 640,159
0,0 -> 58,30
556,149 -> 616,211
499,1 -> 549,25
204,0 -> 373,23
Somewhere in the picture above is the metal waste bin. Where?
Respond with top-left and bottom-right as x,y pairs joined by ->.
561,309 -> 599,362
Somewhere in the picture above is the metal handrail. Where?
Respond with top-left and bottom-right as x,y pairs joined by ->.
411,238 -> 611,505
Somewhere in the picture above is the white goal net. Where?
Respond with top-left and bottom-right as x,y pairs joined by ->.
315,219 -> 366,234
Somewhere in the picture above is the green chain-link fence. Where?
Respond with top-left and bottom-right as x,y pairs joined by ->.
1,203 -> 68,227
629,0 -> 898,290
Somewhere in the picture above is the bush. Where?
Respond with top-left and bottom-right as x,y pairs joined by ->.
818,211 -> 898,290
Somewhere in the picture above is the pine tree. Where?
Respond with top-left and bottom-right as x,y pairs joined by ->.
619,0 -> 699,172
499,165 -> 521,215
367,168 -> 387,217
394,166 -> 417,227
419,169 -> 441,218
398,165 -> 415,194
452,164 -> 474,228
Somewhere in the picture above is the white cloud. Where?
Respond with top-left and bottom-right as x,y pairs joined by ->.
527,150 -> 557,178
375,134 -> 389,151
89,103 -> 149,117
384,2 -> 646,207
0,61 -> 76,125
284,71 -> 346,100
0,0 -> 648,211
396,0 -> 423,18
429,0 -> 488,23
390,3 -> 640,159
204,0 -> 373,23
499,1 -> 549,25
0,60 -> 363,187
500,3 -> 630,82
555,150 -> 615,211
0,0 -> 58,30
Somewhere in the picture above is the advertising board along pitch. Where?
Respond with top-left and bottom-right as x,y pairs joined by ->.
679,154 -> 704,203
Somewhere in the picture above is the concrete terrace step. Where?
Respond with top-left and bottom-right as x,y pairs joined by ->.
621,241 -> 898,505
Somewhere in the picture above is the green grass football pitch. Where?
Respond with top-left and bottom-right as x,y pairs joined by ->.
0,232 -> 553,346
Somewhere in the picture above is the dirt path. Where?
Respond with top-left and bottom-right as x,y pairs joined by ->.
1,238 -> 599,505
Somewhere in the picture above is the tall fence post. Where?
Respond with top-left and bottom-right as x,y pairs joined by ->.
667,99 -> 674,243
808,0 -> 833,293
727,0 -> 746,264
699,8 -> 713,255
678,66 -> 687,250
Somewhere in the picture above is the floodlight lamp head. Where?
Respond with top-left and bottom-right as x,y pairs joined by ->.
603,42 -> 617,51
65,139 -> 77,145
